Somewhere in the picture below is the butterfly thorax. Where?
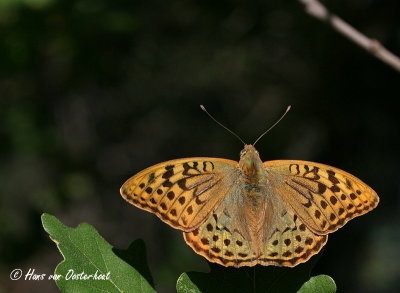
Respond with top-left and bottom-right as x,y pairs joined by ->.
239,145 -> 265,194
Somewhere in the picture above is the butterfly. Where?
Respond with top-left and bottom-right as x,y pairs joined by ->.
120,107 -> 379,267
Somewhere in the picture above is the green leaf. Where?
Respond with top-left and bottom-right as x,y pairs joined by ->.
41,213 -> 155,293
177,252 -> 327,293
297,275 -> 336,293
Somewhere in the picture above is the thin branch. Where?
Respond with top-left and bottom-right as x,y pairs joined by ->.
299,0 -> 400,72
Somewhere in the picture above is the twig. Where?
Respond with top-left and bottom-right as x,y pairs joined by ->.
299,0 -> 400,72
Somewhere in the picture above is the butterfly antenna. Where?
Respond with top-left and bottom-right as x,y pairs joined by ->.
253,105 -> 291,146
200,105 -> 246,145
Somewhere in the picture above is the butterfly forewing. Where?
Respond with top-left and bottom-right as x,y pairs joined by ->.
120,157 -> 238,231
264,160 -> 379,234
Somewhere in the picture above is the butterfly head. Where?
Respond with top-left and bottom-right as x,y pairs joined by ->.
239,145 -> 263,177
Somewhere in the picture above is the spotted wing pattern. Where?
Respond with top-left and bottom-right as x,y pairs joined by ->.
120,158 -> 238,231
184,184 -> 328,267
258,210 -> 328,267
264,160 -> 379,234
184,186 -> 255,267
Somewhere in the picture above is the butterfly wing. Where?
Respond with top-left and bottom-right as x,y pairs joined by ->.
183,184 -> 256,267
257,201 -> 328,267
120,158 -> 238,232
263,160 -> 379,234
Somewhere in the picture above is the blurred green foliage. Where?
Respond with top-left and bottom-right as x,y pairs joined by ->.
176,254 -> 334,293
1,0 -> 399,292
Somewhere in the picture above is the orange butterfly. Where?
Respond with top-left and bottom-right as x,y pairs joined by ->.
120,106 -> 379,267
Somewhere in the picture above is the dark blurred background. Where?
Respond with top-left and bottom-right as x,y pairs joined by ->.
0,0 -> 399,292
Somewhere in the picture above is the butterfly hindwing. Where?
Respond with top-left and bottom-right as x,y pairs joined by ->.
184,185 -> 256,267
259,208 -> 328,267
263,160 -> 379,234
120,157 -> 238,231
184,185 -> 328,267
